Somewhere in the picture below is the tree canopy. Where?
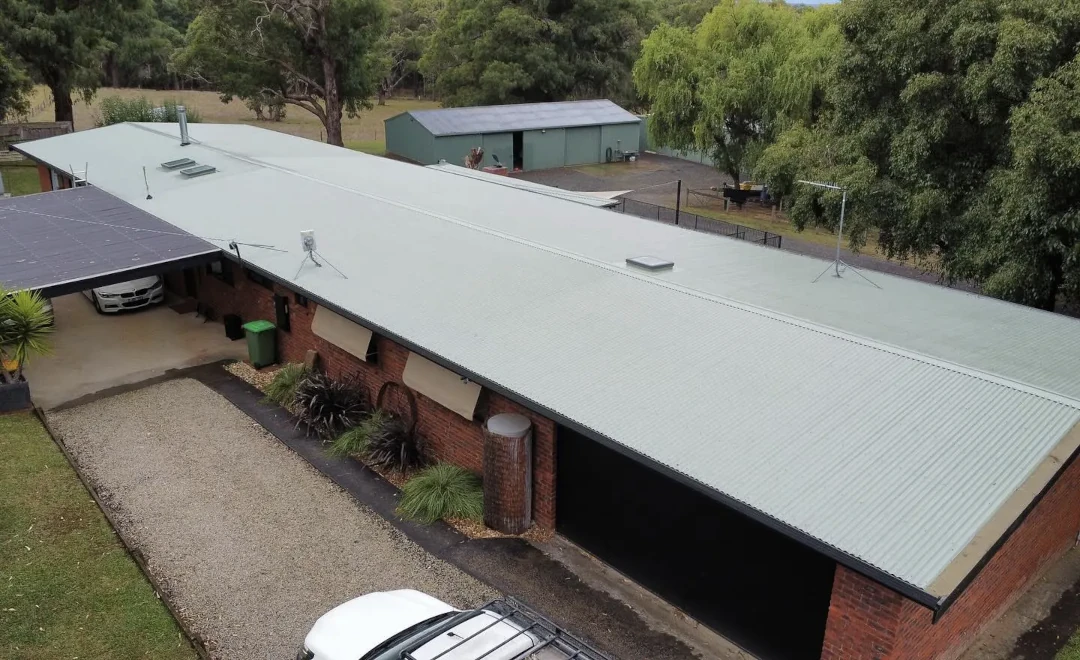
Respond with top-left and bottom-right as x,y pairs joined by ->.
376,0 -> 441,101
757,0 -> 1080,310
421,0 -> 650,107
174,0 -> 387,146
0,0 -> 139,122
0,44 -> 30,121
634,0 -> 839,182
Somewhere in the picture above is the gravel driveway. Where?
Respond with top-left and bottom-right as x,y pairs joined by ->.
48,378 -> 496,659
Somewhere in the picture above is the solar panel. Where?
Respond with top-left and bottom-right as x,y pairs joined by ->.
161,158 -> 196,170
0,187 -> 218,296
180,164 -> 216,177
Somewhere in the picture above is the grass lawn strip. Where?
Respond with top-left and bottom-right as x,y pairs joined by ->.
0,164 -> 42,196
0,412 -> 195,660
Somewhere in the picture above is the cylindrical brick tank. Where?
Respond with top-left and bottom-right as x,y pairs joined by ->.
483,413 -> 533,534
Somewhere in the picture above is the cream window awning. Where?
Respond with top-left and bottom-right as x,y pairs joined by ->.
402,352 -> 482,420
311,306 -> 374,361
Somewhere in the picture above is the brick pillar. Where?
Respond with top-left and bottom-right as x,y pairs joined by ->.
483,413 -> 533,533
37,164 -> 53,192
820,566 -> 905,660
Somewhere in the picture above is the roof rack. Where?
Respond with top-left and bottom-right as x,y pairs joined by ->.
400,597 -> 609,660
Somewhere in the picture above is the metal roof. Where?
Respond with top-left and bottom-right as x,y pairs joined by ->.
398,100 -> 640,137
426,163 -> 619,208
0,186 -> 216,296
16,123 -> 1080,605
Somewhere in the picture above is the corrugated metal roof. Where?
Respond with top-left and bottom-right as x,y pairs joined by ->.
17,123 -> 1080,601
0,186 -> 215,294
399,100 -> 640,137
426,163 -> 619,208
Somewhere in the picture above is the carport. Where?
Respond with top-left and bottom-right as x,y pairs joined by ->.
0,186 -> 218,297
1,186 -> 246,408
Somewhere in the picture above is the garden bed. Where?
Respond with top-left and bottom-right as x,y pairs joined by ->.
224,361 -> 550,541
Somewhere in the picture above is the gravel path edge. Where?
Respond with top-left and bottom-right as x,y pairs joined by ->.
32,405 -> 209,660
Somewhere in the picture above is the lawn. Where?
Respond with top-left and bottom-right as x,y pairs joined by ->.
0,164 -> 42,196
0,412 -> 195,659
21,85 -> 439,154
1060,633 -> 1080,659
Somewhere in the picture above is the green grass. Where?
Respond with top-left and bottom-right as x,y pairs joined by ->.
1059,632 -> 1080,659
345,139 -> 386,155
0,165 -> 42,196
0,412 -> 195,659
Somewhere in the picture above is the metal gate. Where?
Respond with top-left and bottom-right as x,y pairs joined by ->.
556,427 -> 836,660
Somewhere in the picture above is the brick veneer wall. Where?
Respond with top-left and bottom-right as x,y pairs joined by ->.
821,449 -> 1080,660
187,260 -> 557,528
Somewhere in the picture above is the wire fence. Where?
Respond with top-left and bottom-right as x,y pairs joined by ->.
614,197 -> 783,248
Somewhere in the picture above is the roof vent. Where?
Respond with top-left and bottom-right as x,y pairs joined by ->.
161,158 -> 196,170
178,105 -> 190,146
179,164 -> 216,178
626,256 -> 674,271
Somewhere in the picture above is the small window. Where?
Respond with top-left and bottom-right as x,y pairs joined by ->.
295,293 -> 308,308
245,268 -> 274,291
206,260 -> 234,286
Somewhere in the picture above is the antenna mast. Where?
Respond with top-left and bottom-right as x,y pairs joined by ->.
796,180 -> 880,289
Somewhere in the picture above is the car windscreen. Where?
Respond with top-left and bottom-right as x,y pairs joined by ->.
358,611 -> 459,660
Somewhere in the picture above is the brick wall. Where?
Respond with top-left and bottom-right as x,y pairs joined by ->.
821,450 -> 1080,659
186,260 -> 557,528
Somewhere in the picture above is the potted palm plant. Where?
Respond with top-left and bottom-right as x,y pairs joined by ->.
0,286 -> 53,412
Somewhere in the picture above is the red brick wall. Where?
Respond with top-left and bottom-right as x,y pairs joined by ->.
188,260 -> 557,528
821,450 -> 1080,660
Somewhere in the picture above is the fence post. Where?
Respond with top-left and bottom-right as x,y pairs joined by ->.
675,179 -> 682,226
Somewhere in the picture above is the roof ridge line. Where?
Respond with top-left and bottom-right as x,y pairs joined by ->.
167,133 -> 1080,411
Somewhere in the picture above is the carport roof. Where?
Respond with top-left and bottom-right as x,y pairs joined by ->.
0,186 -> 217,296
15,123 -> 1080,612
397,100 -> 641,137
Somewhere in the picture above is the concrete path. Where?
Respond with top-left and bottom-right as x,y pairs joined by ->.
47,379 -> 495,660
25,294 -> 246,409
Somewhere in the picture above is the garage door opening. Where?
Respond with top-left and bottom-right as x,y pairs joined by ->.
556,426 -> 836,660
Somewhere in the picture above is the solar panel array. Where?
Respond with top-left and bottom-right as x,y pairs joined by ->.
408,99 -> 640,137
0,186 -> 217,293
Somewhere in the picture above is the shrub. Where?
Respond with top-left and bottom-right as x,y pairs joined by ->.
263,363 -> 308,408
398,464 -> 483,523
328,416 -> 378,458
363,408 -> 427,473
294,372 -> 369,440
95,96 -> 203,127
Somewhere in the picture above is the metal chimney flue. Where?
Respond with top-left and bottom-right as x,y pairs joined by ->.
178,105 -> 190,146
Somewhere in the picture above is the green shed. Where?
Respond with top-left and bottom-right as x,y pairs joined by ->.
385,100 -> 641,172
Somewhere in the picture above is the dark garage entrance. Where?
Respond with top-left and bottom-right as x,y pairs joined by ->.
556,427 -> 836,660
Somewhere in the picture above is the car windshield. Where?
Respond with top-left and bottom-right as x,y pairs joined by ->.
358,611 -> 459,660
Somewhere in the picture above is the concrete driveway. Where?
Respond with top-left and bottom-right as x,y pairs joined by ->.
24,293 -> 246,409
47,378 -> 496,659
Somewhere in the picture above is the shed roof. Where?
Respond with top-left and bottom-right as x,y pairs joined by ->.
0,186 -> 216,296
397,100 -> 640,137
16,123 -> 1080,607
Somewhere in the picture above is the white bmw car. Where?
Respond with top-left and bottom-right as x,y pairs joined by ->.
83,275 -> 165,313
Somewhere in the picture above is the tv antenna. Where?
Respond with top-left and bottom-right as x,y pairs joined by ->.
797,180 -> 880,289
294,230 -> 347,280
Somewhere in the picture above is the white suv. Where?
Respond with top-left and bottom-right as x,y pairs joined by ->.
83,276 -> 165,313
298,591 -> 607,660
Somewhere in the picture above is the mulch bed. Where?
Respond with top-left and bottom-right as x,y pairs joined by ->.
222,361 -> 548,542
